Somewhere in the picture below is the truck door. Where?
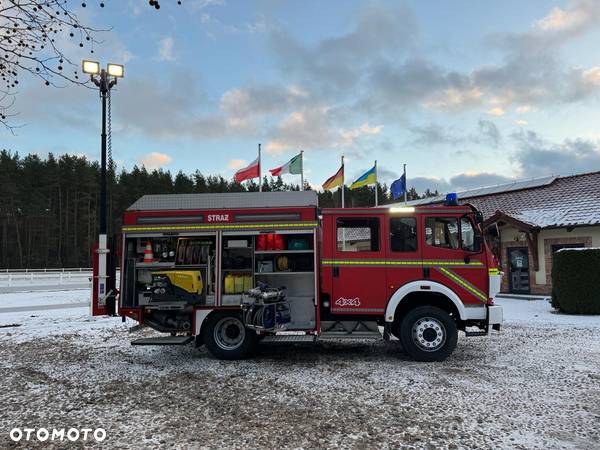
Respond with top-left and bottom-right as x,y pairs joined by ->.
421,215 -> 488,306
329,215 -> 388,315
385,214 -> 422,295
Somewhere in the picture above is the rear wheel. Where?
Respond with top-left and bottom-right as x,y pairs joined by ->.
202,312 -> 257,360
399,306 -> 457,362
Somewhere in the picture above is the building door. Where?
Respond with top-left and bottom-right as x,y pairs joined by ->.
508,247 -> 529,294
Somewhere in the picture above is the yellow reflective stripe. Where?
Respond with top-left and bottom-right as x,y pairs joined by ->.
423,260 -> 483,266
321,259 -> 484,267
322,260 -> 419,266
438,267 -> 487,302
122,222 -> 318,232
488,268 -> 500,275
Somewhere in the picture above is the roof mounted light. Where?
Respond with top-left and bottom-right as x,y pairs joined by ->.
389,206 -> 415,213
445,193 -> 459,206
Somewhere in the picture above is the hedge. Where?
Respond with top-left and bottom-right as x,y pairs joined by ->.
551,248 -> 600,314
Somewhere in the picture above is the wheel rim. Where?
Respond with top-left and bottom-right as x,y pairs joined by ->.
214,317 -> 246,351
412,317 -> 446,352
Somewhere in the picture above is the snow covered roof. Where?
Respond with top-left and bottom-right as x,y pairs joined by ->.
127,191 -> 318,211
397,171 -> 600,229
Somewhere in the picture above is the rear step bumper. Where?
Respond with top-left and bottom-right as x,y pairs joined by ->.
131,336 -> 193,346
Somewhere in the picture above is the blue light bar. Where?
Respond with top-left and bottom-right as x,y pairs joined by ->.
445,193 -> 458,206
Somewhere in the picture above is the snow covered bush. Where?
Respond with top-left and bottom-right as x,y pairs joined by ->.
551,248 -> 600,314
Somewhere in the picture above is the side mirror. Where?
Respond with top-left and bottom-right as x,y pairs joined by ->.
472,234 -> 483,253
486,223 -> 499,238
474,211 -> 484,224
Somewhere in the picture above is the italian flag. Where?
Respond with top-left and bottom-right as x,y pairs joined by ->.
234,157 -> 260,183
269,153 -> 302,177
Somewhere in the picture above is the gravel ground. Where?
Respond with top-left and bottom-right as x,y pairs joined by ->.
0,298 -> 599,449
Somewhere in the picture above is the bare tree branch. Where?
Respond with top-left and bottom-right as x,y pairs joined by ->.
0,0 -> 183,129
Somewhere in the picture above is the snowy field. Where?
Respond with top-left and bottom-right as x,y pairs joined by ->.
0,290 -> 599,449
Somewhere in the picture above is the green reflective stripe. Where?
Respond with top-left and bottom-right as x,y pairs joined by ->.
122,222 -> 318,232
438,267 -> 487,302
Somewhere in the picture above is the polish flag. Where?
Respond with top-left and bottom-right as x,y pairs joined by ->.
234,157 -> 260,183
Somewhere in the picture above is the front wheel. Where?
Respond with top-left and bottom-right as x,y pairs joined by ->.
399,306 -> 457,362
202,312 -> 257,360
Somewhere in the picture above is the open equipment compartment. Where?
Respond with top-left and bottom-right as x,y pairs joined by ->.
219,229 -> 317,331
254,231 -> 315,330
121,232 -> 217,332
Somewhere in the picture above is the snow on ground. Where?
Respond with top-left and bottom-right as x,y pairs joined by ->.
496,296 -> 600,326
0,289 -> 89,309
0,291 -> 599,449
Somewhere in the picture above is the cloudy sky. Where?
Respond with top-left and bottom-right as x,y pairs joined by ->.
5,0 -> 600,193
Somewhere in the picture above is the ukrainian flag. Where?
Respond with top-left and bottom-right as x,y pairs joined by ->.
349,165 -> 377,190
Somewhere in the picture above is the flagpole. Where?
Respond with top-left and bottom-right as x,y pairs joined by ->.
258,143 -> 262,192
403,163 -> 407,205
300,150 -> 304,191
374,160 -> 378,207
341,155 -> 345,208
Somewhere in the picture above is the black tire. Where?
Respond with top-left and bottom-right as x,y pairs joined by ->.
399,306 -> 457,362
202,312 -> 257,360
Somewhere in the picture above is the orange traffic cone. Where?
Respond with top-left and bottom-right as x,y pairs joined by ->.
143,240 -> 154,263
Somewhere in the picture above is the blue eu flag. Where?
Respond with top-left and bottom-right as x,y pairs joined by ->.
391,174 -> 406,200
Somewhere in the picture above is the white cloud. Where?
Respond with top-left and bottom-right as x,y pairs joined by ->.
534,1 -> 594,32
158,37 -> 175,62
516,105 -> 533,114
227,159 -> 247,170
487,107 -> 506,116
265,107 -> 383,155
191,0 -> 225,11
581,67 -> 600,86
340,123 -> 383,144
139,152 -> 172,169
423,87 -> 483,111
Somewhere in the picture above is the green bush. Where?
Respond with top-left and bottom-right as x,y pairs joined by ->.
551,248 -> 600,314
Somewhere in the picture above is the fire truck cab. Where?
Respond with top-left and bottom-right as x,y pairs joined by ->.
94,191 -> 502,362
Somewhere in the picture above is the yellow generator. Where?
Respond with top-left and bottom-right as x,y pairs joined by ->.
146,270 -> 204,304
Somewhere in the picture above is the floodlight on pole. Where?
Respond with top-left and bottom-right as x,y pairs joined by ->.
107,63 -> 124,78
82,60 -> 100,75
83,59 -> 124,317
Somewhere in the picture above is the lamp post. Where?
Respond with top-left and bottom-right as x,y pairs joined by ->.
82,60 -> 124,315
82,60 -> 124,235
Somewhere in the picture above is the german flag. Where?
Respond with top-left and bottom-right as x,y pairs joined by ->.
322,164 -> 344,191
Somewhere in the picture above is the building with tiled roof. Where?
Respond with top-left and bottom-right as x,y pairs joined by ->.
391,171 -> 600,295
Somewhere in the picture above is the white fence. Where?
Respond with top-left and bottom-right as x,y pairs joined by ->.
0,271 -> 92,288
0,267 -> 92,273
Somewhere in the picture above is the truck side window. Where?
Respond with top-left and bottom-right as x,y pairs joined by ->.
461,217 -> 483,252
336,217 -> 380,252
425,217 -> 459,249
390,217 -> 417,252
461,217 -> 476,251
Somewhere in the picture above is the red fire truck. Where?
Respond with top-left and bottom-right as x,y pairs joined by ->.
92,191 -> 502,362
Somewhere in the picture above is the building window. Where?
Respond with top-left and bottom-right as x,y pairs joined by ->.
390,217 -> 418,252
336,217 -> 380,252
425,217 -> 459,249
